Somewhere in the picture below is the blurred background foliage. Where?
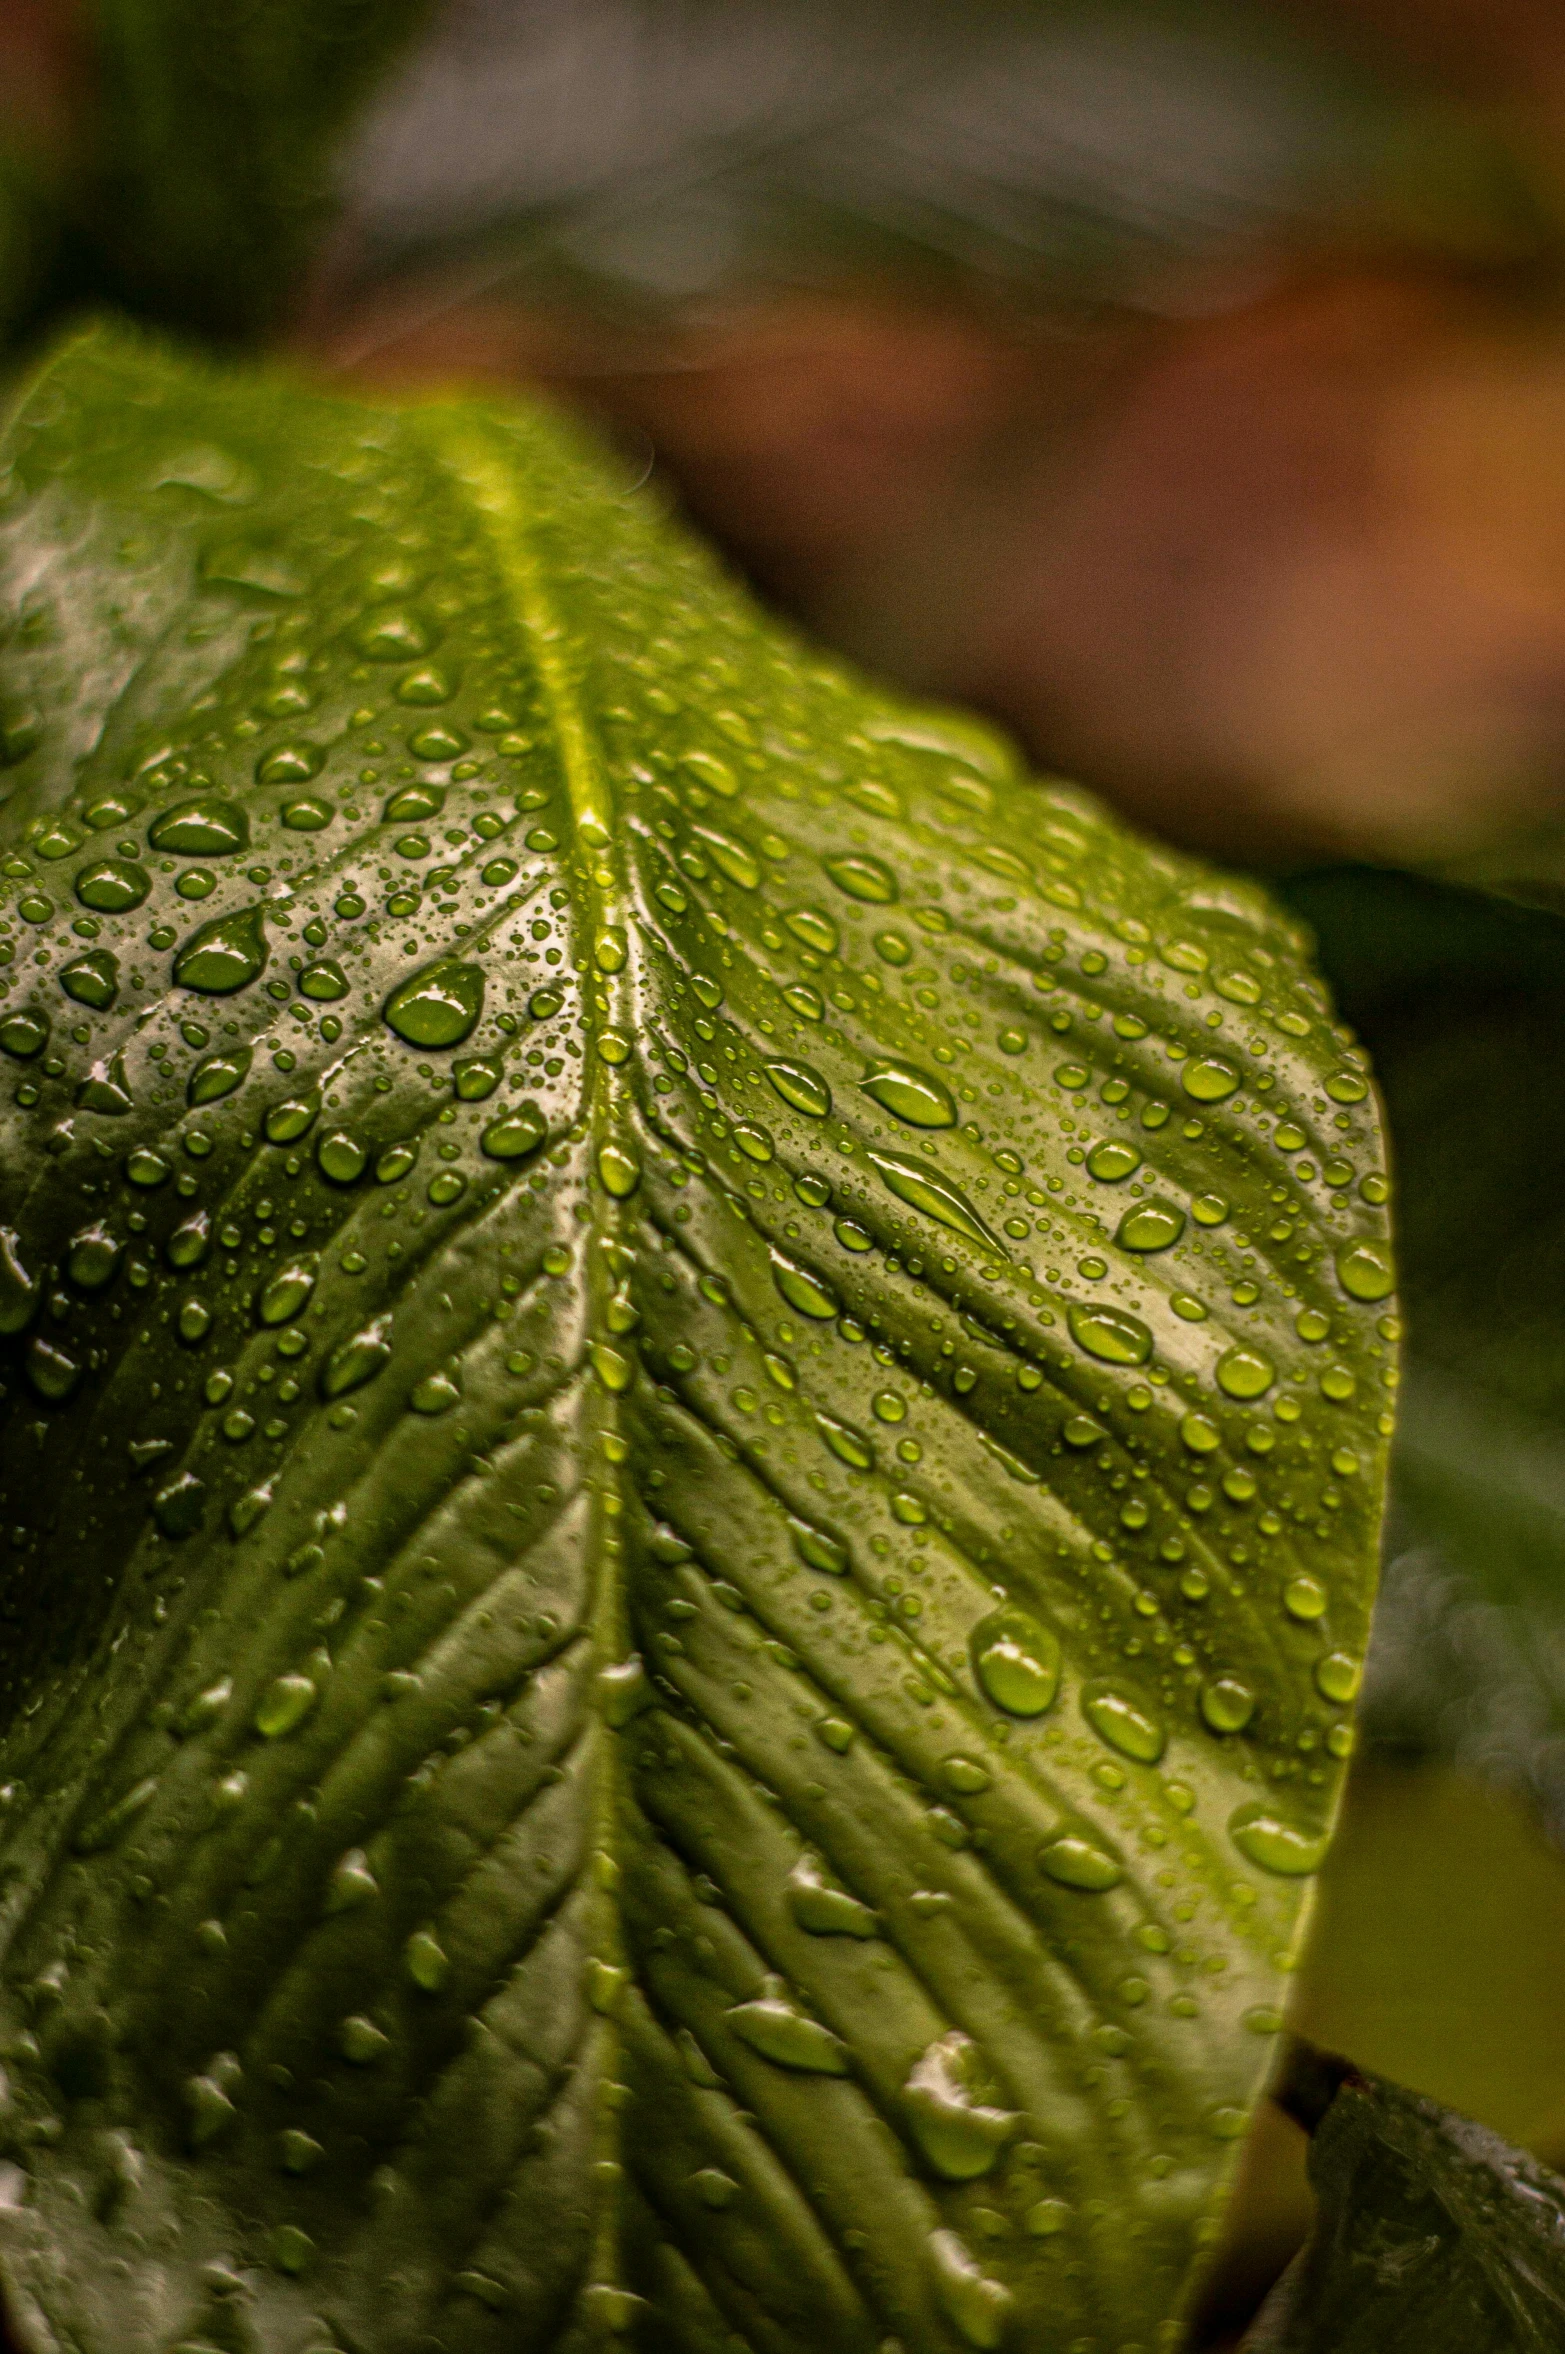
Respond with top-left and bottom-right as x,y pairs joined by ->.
7,2 -> 1565,2344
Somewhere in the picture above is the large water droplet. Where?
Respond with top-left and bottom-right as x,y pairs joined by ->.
783,907 -> 839,954
869,1150 -> 999,1251
255,1673 -> 318,1739
972,1606 -> 1060,1716
727,1981 -> 847,2074
1038,1833 -> 1122,1892
174,907 -> 268,995
597,1144 -> 640,1198
930,2230 -> 1013,2350
824,852 -> 896,903
149,798 -> 249,856
59,950 -> 119,1010
771,1248 -> 838,1320
67,1222 -> 122,1291
816,1410 -> 874,1470
765,1059 -> 831,1118
860,1060 -> 955,1129
790,1517 -> 849,1575
787,1852 -> 877,1939
353,608 -> 437,661
0,1008 -> 48,1059
1182,1057 -> 1241,1103
322,1315 -> 392,1397
1201,1676 -> 1256,1733
1082,1684 -> 1165,1764
1216,1346 -> 1274,1400
1228,1803 -> 1327,1876
1335,1241 -> 1394,1303
481,1103 -> 547,1161
1086,1140 -> 1139,1182
257,1253 -> 318,1326
75,858 -> 150,913
188,1046 -> 251,1105
0,1229 -> 39,1334
694,826 -> 761,888
905,2034 -> 1017,2181
1116,1199 -> 1185,1253
1067,1302 -> 1152,1366
384,958 -> 484,1048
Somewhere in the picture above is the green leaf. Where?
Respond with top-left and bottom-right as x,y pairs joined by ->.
1245,2043 -> 1565,2351
0,324 -> 1391,2351
82,0 -> 434,337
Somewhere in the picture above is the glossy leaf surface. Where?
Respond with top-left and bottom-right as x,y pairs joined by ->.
0,328 -> 1392,2352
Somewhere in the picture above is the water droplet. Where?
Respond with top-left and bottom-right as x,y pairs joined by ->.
28,1337 -> 82,1401
594,926 -> 628,973
869,1150 -> 999,1251
1325,1069 -> 1369,1104
149,798 -> 249,856
1038,1834 -> 1123,1892
188,1046 -> 251,1104
326,1849 -> 378,1913
599,1655 -> 653,1727
1335,1241 -> 1394,1303
317,1129 -> 367,1184
860,1060 -> 955,1129
74,858 -> 150,912
0,1229 -> 39,1333
299,958 -> 348,1001
1316,1652 -> 1362,1703
258,1254 -> 317,1326
0,1008 -> 49,1058
972,1606 -> 1060,1716
1283,1574 -> 1328,1621
76,1049 -> 134,1113
771,1248 -> 838,1320
787,1851 -> 877,1938
153,1471 -> 205,1537
1116,1199 -> 1185,1253
339,2013 -> 390,2062
1228,1803 -> 1327,1876
481,1103 -> 547,1161
66,1222 -> 121,1291
929,2229 -> 1013,2350
590,1342 -> 633,1393
175,907 -> 268,994
1201,1676 -> 1256,1733
1083,1685 -> 1165,1763
59,949 -> 119,1010
255,1673 -> 317,1739
816,1410 -> 874,1470
765,1059 -> 831,1118
1182,1058 -> 1241,1103
727,1981 -> 847,2074
1216,1346 -> 1274,1400
282,796 -> 332,831
783,907 -> 839,954
178,1299 -> 212,1343
410,1366 -> 462,1415
1086,1140 -> 1139,1182
904,2034 -> 1017,2180
406,1929 -> 448,1990
790,1517 -> 849,1575
1067,1302 -> 1152,1367
384,958 -> 484,1048
694,826 -> 761,888
353,608 -> 437,661
597,1144 -> 640,1198
257,741 -> 324,786
824,852 -> 896,903
322,1315 -> 392,1397
783,982 -> 824,1021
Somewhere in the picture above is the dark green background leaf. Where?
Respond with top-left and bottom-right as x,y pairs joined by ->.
80,0 -> 433,337
1243,2049 -> 1565,2352
0,327 -> 1390,2351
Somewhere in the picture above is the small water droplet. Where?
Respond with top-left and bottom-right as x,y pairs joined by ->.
783,906 -> 839,954
816,1410 -> 874,1470
790,1516 -> 849,1575
597,1144 -> 640,1198
67,1221 -> 122,1291
257,1253 -> 318,1326
481,1103 -> 547,1161
1315,1652 -> 1362,1704
326,1849 -> 378,1913
771,1248 -> 838,1320
317,1129 -> 367,1184
406,1928 -> 448,1990
188,1046 -> 251,1104
1182,1058 -> 1241,1103
929,2229 -> 1013,2350
0,1229 -> 39,1334
972,1606 -> 1060,1716
1283,1574 -> 1328,1621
